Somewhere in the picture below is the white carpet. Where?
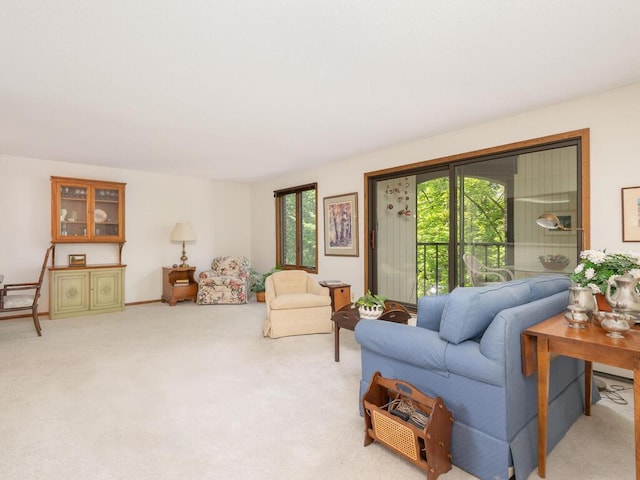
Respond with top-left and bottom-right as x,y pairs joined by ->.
0,301 -> 634,479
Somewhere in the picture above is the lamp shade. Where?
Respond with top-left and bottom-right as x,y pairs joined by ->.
170,222 -> 196,242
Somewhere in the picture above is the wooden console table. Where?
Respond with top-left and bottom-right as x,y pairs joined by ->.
331,302 -> 411,362
521,313 -> 640,478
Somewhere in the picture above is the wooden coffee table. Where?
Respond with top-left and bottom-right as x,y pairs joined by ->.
331,302 -> 411,362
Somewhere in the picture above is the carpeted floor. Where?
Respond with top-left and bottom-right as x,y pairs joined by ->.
0,301 -> 634,479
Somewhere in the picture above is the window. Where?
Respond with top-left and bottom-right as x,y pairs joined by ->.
275,183 -> 318,272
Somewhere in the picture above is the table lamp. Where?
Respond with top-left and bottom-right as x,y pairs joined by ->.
170,222 -> 196,267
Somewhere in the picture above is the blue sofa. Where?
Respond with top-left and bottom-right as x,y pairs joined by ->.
355,276 -> 598,480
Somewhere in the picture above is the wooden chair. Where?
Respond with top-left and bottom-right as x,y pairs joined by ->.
0,245 -> 53,336
463,253 -> 513,287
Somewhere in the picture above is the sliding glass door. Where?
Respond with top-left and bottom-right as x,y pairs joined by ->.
367,134 -> 584,306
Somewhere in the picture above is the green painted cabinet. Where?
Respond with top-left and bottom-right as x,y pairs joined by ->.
49,265 -> 125,319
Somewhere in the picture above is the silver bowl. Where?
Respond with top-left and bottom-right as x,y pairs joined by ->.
564,305 -> 590,329
594,311 -> 635,338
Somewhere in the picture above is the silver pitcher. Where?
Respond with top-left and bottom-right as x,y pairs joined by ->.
606,274 -> 640,317
568,286 -> 597,316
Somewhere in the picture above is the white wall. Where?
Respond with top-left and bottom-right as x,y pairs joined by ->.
0,155 -> 251,310
4,81 -> 640,312
250,81 -> 640,301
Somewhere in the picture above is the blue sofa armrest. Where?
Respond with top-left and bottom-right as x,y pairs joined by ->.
354,319 -> 449,374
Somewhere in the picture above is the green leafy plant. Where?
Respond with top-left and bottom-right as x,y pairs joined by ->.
570,250 -> 640,294
250,267 -> 281,293
354,290 -> 387,308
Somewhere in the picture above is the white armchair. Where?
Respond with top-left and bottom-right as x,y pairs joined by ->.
262,270 -> 332,338
463,253 -> 514,287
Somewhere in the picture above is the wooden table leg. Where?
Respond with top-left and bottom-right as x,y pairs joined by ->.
334,325 -> 341,362
584,360 -> 592,416
634,355 -> 640,479
537,337 -> 550,478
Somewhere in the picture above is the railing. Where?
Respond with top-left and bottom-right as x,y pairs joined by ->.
417,242 -> 508,297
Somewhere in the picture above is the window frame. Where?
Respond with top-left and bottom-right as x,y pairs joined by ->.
364,129 -> 590,301
274,182 -> 318,273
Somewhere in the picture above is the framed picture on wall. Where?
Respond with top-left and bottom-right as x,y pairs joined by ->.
323,192 -> 358,256
622,186 -> 640,242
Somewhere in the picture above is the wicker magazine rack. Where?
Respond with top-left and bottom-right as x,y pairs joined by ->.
363,372 -> 454,480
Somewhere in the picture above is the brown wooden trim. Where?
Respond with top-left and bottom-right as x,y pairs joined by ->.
273,182 -> 317,196
126,299 -> 163,306
580,129 -> 591,249
48,264 -> 127,271
274,183 -> 319,273
365,129 -> 590,178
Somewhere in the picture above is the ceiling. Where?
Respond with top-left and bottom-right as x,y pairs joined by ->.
2,1 -> 640,183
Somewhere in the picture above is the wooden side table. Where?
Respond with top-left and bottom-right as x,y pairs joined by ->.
522,313 -> 640,478
162,266 -> 198,306
331,303 -> 411,362
319,281 -> 351,312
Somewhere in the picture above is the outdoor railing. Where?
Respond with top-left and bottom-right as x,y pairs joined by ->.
417,242 -> 507,297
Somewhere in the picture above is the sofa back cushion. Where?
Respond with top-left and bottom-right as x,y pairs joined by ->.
523,275 -> 571,301
439,282 -> 531,344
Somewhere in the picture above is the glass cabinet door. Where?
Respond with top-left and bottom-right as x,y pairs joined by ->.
59,183 -> 89,240
51,176 -> 126,243
93,187 -> 120,238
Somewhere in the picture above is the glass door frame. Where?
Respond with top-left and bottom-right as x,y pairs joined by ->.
364,129 -> 590,303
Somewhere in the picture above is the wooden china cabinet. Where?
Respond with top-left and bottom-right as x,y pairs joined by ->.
51,176 -> 126,245
49,176 -> 127,319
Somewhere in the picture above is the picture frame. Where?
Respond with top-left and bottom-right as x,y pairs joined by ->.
622,186 -> 640,242
68,254 -> 87,266
323,192 -> 358,257
543,211 -> 575,236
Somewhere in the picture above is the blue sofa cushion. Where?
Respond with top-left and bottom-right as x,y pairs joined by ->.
416,294 -> 449,331
523,275 -> 570,301
439,282 -> 531,344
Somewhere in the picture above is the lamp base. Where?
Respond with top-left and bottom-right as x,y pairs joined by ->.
178,242 -> 189,268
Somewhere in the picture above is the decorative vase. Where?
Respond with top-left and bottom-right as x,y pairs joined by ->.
606,274 -> 640,316
358,305 -> 383,319
568,286 -> 597,316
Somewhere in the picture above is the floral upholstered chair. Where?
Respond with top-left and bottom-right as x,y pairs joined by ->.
197,256 -> 250,305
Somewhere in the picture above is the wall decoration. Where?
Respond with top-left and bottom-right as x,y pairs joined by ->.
384,178 -> 412,217
324,192 -> 358,256
622,186 -> 640,241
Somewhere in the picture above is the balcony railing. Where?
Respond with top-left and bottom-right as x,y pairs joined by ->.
417,242 -> 507,297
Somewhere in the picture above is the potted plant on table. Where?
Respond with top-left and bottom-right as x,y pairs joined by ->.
570,250 -> 640,310
354,290 -> 387,319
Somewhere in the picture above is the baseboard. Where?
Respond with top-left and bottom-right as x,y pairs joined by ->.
594,364 -> 632,381
125,299 -> 163,306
